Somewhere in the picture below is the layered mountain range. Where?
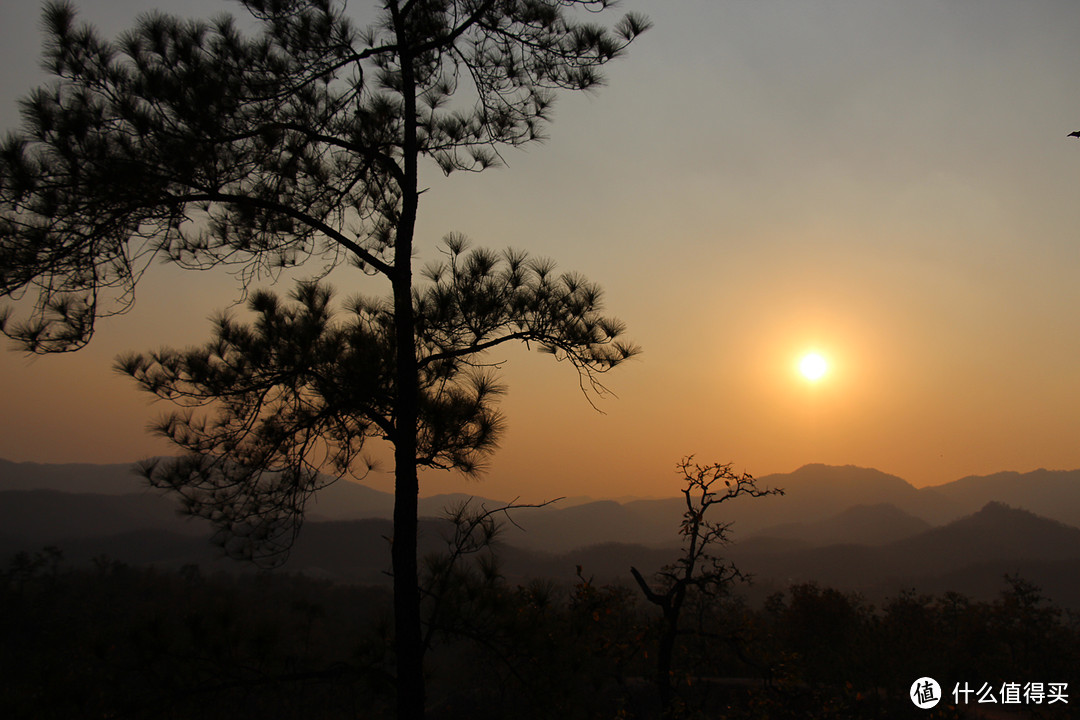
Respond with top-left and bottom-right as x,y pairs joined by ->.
3,458 -> 1080,605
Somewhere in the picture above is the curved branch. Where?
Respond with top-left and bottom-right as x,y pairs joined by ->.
171,190 -> 393,276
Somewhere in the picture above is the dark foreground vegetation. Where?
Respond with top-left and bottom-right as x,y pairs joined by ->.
3,547 -> 1077,720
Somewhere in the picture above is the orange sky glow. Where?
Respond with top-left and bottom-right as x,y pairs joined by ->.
3,1 -> 1080,501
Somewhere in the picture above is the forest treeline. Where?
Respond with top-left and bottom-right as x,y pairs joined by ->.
3,546 -> 1077,720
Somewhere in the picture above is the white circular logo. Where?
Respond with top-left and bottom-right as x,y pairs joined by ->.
911,677 -> 942,709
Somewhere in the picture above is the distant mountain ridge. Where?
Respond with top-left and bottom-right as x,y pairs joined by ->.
6,457 -> 1080,530
5,457 -> 1080,606
5,458 -> 1080,542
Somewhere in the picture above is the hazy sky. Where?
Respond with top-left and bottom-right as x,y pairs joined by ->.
2,0 -> 1080,500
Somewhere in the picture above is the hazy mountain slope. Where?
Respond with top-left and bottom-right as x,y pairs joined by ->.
302,477 -> 395,521
886,501 -> 1080,568
0,458 -> 498,524
927,468 -> 1080,528
729,502 -> 1080,598
747,464 -> 962,528
417,492 -> 522,518
610,465 -> 959,543
0,489 -> 209,543
748,503 -> 933,547
0,459 -> 145,494
500,499 -> 684,553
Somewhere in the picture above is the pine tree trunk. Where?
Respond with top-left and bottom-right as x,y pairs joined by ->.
392,441 -> 423,720
391,211 -> 424,720
391,157 -> 424,720
391,5 -> 423,715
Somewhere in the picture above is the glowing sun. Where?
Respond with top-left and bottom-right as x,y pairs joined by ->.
799,352 -> 828,382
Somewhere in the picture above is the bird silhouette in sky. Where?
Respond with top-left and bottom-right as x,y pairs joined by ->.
1069,131 -> 1080,138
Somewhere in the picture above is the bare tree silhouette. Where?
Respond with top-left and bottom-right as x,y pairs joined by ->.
632,458 -> 782,714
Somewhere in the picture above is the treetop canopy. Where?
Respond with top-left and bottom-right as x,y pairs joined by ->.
0,0 -> 649,352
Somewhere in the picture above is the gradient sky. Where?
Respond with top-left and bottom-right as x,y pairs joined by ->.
2,0 -> 1080,501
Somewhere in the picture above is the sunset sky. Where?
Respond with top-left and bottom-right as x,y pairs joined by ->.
2,0 -> 1080,501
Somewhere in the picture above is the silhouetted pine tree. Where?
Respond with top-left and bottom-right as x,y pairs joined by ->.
0,2 -> 647,716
